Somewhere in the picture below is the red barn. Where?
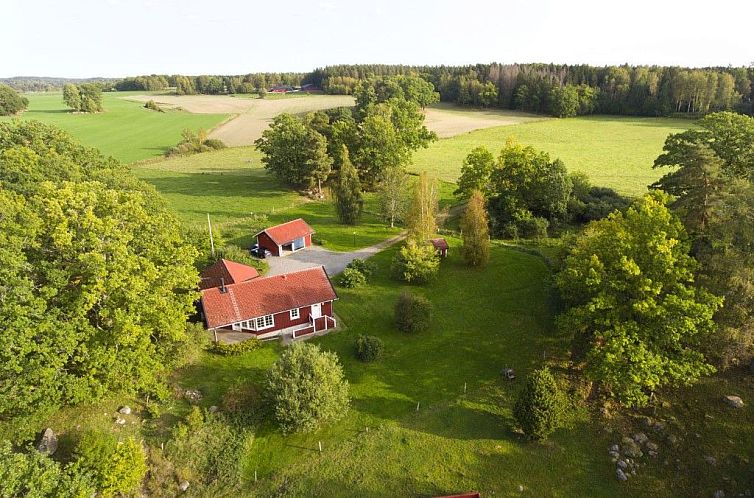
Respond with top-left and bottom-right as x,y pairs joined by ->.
430,238 -> 449,258
198,258 -> 259,290
256,218 -> 314,257
200,265 -> 338,340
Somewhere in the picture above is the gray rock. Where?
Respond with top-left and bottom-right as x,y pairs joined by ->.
633,432 -> 649,445
517,484 -> 524,492
115,417 -> 126,425
179,481 -> 190,492
184,389 -> 203,403
617,460 -> 628,470
704,455 -> 717,466
36,428 -> 58,455
616,469 -> 628,481
609,444 -> 620,453
622,438 -> 643,458
209,405 -> 219,413
724,395 -> 744,409
713,490 -> 725,498
118,405 -> 132,415
646,441 -> 659,451
648,450 -> 658,458
609,450 -> 620,459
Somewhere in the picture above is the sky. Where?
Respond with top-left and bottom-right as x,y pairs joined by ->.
3,0 -> 752,78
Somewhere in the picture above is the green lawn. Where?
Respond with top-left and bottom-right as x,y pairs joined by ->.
176,241 -> 669,497
133,146 -> 402,251
412,115 -> 692,197
1,92 -> 228,163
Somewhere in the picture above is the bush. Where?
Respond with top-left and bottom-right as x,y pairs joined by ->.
0,441 -> 94,497
0,84 -> 28,116
212,337 -> 261,356
339,267 -> 367,288
395,291 -> 433,333
73,431 -> 147,498
202,138 -> 227,150
143,99 -> 163,112
264,343 -> 350,433
354,335 -> 384,362
391,241 -> 439,284
166,128 -> 226,157
513,367 -> 568,440
346,258 -> 377,280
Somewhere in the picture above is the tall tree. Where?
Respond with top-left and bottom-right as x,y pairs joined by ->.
62,83 -> 81,111
556,193 -> 722,407
454,146 -> 494,199
255,114 -> 332,194
377,165 -> 410,228
0,84 -> 28,116
406,172 -> 438,242
460,190 -> 490,267
332,145 -> 363,224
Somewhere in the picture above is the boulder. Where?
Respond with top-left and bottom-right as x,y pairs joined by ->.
633,432 -> 648,445
616,460 -> 628,470
609,444 -> 620,453
616,469 -> 628,481
724,395 -> 744,409
36,428 -> 58,455
115,417 -> 127,425
118,405 -> 132,415
179,481 -> 190,492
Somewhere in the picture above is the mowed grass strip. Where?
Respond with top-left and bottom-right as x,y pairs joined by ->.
2,91 -> 229,163
412,115 -> 692,196
176,241 -> 667,497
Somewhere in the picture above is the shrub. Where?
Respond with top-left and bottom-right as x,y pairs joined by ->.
212,337 -> 261,356
513,367 -> 567,440
72,431 -> 147,498
264,343 -> 350,433
391,241 -> 439,284
0,84 -> 28,116
202,138 -> 227,150
346,258 -> 377,280
355,335 -> 384,362
143,99 -> 163,112
0,441 -> 94,497
166,128 -> 226,157
395,291 -> 433,333
339,267 -> 367,288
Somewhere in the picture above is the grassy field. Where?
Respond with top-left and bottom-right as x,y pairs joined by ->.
423,103 -> 547,138
133,146 -> 402,251
412,115 -> 692,197
177,240 -> 661,497
1,92 -> 229,163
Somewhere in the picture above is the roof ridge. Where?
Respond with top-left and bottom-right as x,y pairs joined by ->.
227,287 -> 242,323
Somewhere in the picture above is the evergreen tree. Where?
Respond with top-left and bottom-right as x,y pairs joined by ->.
461,190 -> 490,267
333,145 -> 363,224
513,367 -> 567,440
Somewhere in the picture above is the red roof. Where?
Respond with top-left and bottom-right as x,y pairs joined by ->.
257,218 -> 315,245
201,266 -> 337,329
430,238 -> 449,250
199,259 -> 259,290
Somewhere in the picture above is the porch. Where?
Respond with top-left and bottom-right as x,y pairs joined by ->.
210,315 -> 338,345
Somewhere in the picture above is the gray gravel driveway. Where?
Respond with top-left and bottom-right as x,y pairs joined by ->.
266,233 -> 405,276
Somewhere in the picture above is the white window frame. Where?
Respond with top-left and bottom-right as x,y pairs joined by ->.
290,308 -> 300,320
255,314 -> 275,330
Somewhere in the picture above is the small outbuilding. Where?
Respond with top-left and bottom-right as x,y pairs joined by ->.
199,259 -> 259,290
430,238 -> 449,258
256,218 -> 315,257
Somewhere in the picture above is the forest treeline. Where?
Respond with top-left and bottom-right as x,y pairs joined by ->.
5,63 -> 753,117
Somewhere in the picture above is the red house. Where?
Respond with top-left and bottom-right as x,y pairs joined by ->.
256,218 -> 314,257
200,265 -> 338,340
198,258 -> 259,290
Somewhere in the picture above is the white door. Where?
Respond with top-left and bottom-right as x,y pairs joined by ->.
311,303 -> 322,319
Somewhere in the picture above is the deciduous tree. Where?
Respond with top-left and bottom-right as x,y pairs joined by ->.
461,190 -> 490,267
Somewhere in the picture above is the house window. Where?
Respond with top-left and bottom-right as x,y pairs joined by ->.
290,308 -> 300,320
255,314 -> 274,330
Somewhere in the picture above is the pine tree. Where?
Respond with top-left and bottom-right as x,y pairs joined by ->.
406,172 -> 438,242
513,367 -> 567,440
333,145 -> 363,225
461,190 -> 490,267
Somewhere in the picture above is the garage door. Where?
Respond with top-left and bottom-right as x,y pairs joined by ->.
292,237 -> 305,250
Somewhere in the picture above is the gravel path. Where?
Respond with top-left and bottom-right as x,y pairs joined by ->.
266,233 -> 406,277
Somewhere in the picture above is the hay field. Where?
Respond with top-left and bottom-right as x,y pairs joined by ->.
423,103 -> 546,137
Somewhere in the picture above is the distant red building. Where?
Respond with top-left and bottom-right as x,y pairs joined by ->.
431,238 -> 449,258
256,218 -> 314,257
200,265 -> 337,340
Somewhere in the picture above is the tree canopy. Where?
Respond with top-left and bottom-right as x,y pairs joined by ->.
556,193 -> 722,406
0,121 -> 199,420
0,83 -> 28,116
